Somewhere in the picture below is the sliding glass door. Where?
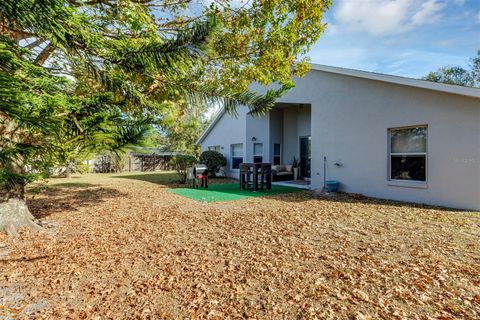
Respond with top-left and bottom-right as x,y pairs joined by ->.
299,136 -> 311,178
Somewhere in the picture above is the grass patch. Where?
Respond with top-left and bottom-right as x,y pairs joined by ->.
169,183 -> 303,203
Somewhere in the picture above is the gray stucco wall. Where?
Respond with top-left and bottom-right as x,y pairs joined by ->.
270,71 -> 480,210
200,106 -> 248,178
280,105 -> 311,165
282,108 -> 298,165
269,109 -> 284,163
202,70 -> 479,210
246,113 -> 270,163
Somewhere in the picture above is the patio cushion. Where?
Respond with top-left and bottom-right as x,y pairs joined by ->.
276,172 -> 292,176
285,165 -> 292,172
277,165 -> 286,172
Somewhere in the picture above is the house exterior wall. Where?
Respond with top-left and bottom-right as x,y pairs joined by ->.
279,105 -> 311,165
307,71 -> 480,210
246,113 -> 270,163
282,108 -> 298,164
266,71 -> 479,210
269,108 -> 284,163
200,106 -> 249,178
202,70 -> 480,210
297,106 -> 311,138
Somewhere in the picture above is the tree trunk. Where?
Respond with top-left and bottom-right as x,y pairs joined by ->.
0,183 -> 42,236
65,167 -> 72,179
0,199 -> 42,237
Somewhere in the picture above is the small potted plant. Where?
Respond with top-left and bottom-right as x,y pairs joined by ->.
292,156 -> 299,180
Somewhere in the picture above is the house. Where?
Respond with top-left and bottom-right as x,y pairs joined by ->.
196,64 -> 480,210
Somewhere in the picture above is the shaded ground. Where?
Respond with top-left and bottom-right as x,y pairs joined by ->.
0,172 -> 479,319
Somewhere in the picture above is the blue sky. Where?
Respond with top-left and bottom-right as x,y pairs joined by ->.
309,0 -> 480,78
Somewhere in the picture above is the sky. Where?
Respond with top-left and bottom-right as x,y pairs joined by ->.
309,0 -> 480,78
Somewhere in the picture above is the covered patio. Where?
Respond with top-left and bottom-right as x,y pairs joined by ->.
268,103 -> 311,182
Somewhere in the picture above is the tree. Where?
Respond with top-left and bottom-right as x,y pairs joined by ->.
199,150 -> 226,177
170,155 -> 197,184
0,0 -> 331,235
423,50 -> 480,88
143,101 -> 213,155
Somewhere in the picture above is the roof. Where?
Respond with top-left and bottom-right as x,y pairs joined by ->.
309,64 -> 480,99
196,64 -> 480,145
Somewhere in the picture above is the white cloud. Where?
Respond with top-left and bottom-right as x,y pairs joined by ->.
411,0 -> 445,25
476,11 -> 480,24
453,0 -> 465,5
333,0 -> 446,36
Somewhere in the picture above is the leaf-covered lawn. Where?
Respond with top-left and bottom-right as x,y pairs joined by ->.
1,172 -> 479,319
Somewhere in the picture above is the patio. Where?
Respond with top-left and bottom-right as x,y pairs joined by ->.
272,180 -> 311,190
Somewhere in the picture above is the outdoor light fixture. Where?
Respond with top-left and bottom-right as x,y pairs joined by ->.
251,137 -> 257,141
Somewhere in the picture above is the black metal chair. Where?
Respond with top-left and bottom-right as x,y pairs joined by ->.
239,163 -> 252,190
260,163 -> 272,191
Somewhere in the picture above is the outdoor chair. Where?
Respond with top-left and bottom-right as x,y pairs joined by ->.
260,163 -> 272,190
239,163 -> 252,190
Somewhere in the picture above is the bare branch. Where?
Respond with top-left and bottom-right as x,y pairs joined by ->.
34,43 -> 55,65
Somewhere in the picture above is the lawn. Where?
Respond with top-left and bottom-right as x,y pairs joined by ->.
169,183 -> 303,202
1,172 -> 479,319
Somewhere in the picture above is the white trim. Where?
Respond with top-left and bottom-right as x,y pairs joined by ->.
309,64 -> 480,99
253,142 -> 263,163
387,181 -> 428,189
387,125 -> 428,183
230,143 -> 243,170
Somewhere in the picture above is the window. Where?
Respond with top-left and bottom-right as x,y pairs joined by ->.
231,143 -> 243,169
273,143 -> 281,165
253,143 -> 263,163
208,145 -> 221,152
389,126 -> 427,182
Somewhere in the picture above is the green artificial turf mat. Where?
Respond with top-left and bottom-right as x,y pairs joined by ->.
169,183 -> 303,203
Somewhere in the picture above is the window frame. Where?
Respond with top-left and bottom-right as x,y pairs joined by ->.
388,125 -> 428,184
230,143 -> 243,170
253,142 -> 263,163
273,143 -> 281,165
208,145 -> 221,152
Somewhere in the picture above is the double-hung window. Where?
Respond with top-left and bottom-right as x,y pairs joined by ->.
231,143 -> 243,169
389,126 -> 427,182
273,143 -> 281,165
253,143 -> 263,163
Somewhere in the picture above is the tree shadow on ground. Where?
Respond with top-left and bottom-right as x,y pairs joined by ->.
27,184 -> 127,219
112,172 -> 235,188
111,172 -> 178,187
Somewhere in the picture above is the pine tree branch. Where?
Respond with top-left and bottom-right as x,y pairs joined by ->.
34,43 -> 55,65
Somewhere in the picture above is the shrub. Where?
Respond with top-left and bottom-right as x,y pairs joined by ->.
170,155 -> 197,184
199,150 -> 226,177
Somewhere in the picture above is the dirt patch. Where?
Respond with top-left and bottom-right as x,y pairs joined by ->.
1,172 -> 479,319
